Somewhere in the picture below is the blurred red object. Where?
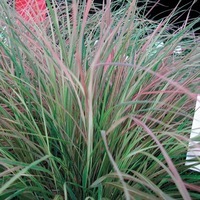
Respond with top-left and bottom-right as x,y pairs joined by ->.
15,0 -> 47,22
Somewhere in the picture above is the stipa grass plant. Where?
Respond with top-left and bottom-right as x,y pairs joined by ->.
0,0 -> 200,199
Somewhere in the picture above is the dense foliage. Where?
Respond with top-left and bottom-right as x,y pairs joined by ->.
0,0 -> 200,199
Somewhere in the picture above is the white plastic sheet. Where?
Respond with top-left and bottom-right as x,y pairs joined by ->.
186,95 -> 200,172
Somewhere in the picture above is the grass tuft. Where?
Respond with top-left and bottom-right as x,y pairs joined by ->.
0,0 -> 200,199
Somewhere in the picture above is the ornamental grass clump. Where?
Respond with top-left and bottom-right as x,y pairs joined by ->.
0,0 -> 200,199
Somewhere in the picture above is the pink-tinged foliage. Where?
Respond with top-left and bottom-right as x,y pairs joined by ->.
132,117 -> 191,200
184,182 -> 200,193
0,0 -> 200,199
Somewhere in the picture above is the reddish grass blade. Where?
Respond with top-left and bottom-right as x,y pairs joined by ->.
132,117 -> 191,200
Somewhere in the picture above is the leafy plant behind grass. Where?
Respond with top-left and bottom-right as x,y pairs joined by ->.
0,0 -> 200,199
